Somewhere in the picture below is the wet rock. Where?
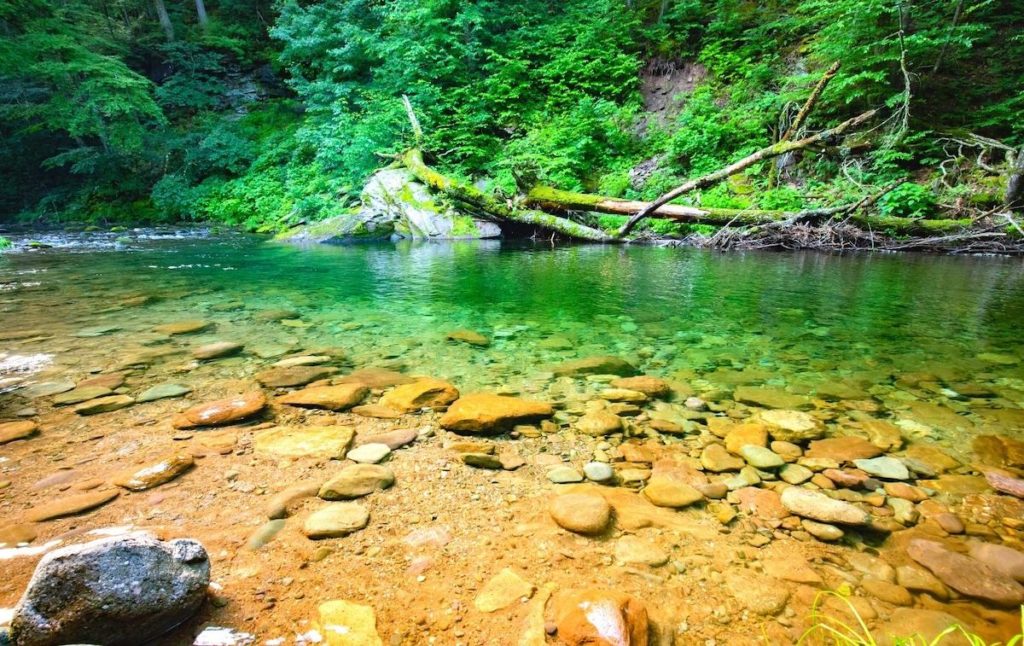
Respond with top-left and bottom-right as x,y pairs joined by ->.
805,437 -> 883,462
256,365 -> 337,388
615,536 -> 668,567
474,568 -> 535,612
968,542 -> 1024,582
336,368 -> 415,389
549,492 -> 611,535
154,319 -> 211,335
445,329 -> 490,347
895,565 -> 949,599
27,489 -> 120,522
315,599 -> 383,646
0,420 -> 38,444
883,482 -> 928,502
552,589 -> 648,646
254,425 -> 354,459
267,482 -> 321,518
548,466 -> 584,484
861,579 -> 912,606
874,609 -> 970,646
583,462 -> 614,482
858,419 -> 903,451
780,487 -> 871,526
345,443 -> 391,464
303,503 -> 370,539
983,469 -> 1024,499
905,444 -> 960,474
724,423 -> 768,454
193,341 -> 243,360
254,308 -> 299,321
779,463 -> 813,484
907,539 -> 1024,607
137,383 -> 192,402
700,444 -> 744,472
642,477 -> 703,508
575,410 -> 623,437
172,391 -> 266,429
801,519 -> 844,541
73,395 -> 134,416
759,410 -> 824,442
725,570 -> 790,615
439,393 -> 553,433
351,404 -> 403,419
734,386 -> 810,410
378,378 -> 459,412
278,384 -> 369,411
9,534 -> 209,646
273,354 -> 333,368
19,381 -> 75,398
853,456 -> 909,480
52,386 -> 113,406
112,453 -> 193,491
739,445 -> 784,469
609,375 -> 670,399
319,463 -> 395,501
551,356 -> 638,377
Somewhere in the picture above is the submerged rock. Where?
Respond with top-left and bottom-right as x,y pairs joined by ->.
256,365 -> 336,388
609,375 -> 671,399
907,539 -> 1024,607
759,410 -> 825,442
780,486 -> 871,526
73,394 -> 134,416
0,420 -> 38,444
278,384 -> 368,411
575,410 -> 623,436
153,319 -> 211,335
193,341 -> 244,360
10,534 -> 209,646
551,356 -> 638,377
439,393 -> 553,433
445,329 -> 490,347
52,386 -> 113,406
137,383 -> 192,402
378,378 -> 459,412
172,392 -> 266,429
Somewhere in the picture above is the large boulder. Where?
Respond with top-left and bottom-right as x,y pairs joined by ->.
10,534 -> 210,646
279,168 -> 501,243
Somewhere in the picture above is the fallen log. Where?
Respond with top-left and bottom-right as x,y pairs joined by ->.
401,149 -> 616,242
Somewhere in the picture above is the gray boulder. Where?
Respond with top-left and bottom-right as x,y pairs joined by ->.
10,533 -> 210,646
280,168 -> 501,243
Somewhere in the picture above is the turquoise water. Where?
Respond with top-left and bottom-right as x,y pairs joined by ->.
2,232 -> 1023,451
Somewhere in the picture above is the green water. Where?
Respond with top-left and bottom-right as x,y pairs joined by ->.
2,232 -> 1023,452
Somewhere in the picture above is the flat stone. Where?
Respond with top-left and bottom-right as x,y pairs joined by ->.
350,404 -> 403,419
193,341 -> 243,360
336,368 -> 415,389
801,519 -> 844,541
551,356 -> 638,377
354,427 -> 417,450
0,420 -> 38,444
346,443 -> 391,464
724,423 -> 768,454
739,445 -> 784,469
735,487 -> 788,520
273,354 -> 333,368
73,395 -> 134,415
805,437 -> 883,462
760,410 -> 824,442
780,486 -> 871,525
439,393 -> 553,433
78,373 -> 126,389
734,386 -> 810,410
907,539 -> 1024,607
583,462 -> 614,482
615,536 -> 669,567
319,464 -> 395,500
968,542 -> 1024,582
315,600 -> 383,646
984,469 -> 1024,499
446,329 -> 490,347
137,383 -> 192,402
256,365 -> 337,388
609,375 -> 671,399
462,453 -> 503,469
27,489 -> 120,521
779,463 -> 813,484
700,443 -> 744,472
853,456 -> 910,480
172,391 -> 266,429
52,386 -> 113,406
642,476 -> 703,508
19,381 -> 75,398
154,319 -> 211,335
575,410 -> 622,436
549,492 -> 611,535
552,589 -> 648,646
896,565 -> 949,599
726,570 -> 790,615
862,579 -> 913,606
303,503 -> 370,539
278,384 -> 368,411
548,466 -> 584,484
378,378 -> 459,412
600,388 -> 648,403
254,426 -> 355,459
112,453 -> 193,491
474,568 -> 535,612
0,523 -> 38,546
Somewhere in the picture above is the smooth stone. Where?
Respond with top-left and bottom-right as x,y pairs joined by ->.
552,589 -> 648,646
172,392 -> 267,429
615,536 -> 669,567
445,329 -> 490,347
609,375 -> 671,399
254,426 -> 355,459
760,409 -> 825,442
378,378 -> 459,412
551,356 -> 638,377
73,395 -> 134,415
861,579 -> 913,606
273,354 -> 333,368
984,469 -> 1024,499
700,443 -> 744,472
336,368 -> 415,389
137,383 -> 192,402
9,534 -> 209,646
780,486 -> 871,526
192,341 -> 243,360
547,466 -> 584,484
575,410 -> 622,437
247,519 -> 286,549
549,492 -> 611,535
896,565 -> 949,599
351,404 -> 403,419
739,445 -> 785,469
0,523 -> 38,546
853,456 -> 910,480
600,388 -> 648,403
724,423 -> 768,454
725,570 -> 790,615
278,384 -> 369,411
735,487 -> 788,520
967,542 -> 1024,582
354,427 -> 417,450
319,464 -> 395,499
27,490 -> 120,521
153,320 -> 211,335
907,539 -> 1024,607
583,462 -> 614,482
474,568 -> 535,612
52,386 -> 113,406
642,477 -> 703,508
315,600 -> 383,646
256,365 -> 337,388
19,381 -> 75,398
0,420 -> 38,444
345,443 -> 391,464
874,609 -> 972,646
801,519 -> 844,541
734,386 -> 810,410
439,393 -> 553,433
805,436 -> 884,462
779,463 -> 813,484
303,503 -> 370,539
462,453 -> 503,469
112,453 -> 193,491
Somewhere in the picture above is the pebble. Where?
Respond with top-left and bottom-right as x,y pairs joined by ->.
549,492 -> 611,535
345,443 -> 391,464
739,445 -> 785,469
547,466 -> 584,484
583,462 -> 614,482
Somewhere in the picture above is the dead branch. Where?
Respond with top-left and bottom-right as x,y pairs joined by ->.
781,62 -> 841,142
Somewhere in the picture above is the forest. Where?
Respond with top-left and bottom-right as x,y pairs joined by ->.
1,0 -> 1023,243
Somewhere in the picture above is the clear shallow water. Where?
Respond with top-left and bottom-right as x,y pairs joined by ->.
1,232 -> 1023,452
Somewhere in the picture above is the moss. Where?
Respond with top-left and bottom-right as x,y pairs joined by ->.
0,236 -> 12,250
450,215 -> 480,236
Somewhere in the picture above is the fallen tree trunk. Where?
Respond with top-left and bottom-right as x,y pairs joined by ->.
617,109 -> 879,237
526,184 -> 971,236
401,149 -> 616,242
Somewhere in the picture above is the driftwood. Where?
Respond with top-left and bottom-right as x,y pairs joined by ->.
617,109 -> 879,237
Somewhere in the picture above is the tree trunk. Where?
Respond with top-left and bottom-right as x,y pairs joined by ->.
401,150 -> 616,243
194,0 -> 208,31
153,0 -> 174,41
1007,147 -> 1024,210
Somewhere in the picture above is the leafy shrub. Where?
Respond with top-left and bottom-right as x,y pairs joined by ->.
878,183 -> 937,219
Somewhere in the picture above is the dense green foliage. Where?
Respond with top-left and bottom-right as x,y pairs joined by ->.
2,0 -> 1022,229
